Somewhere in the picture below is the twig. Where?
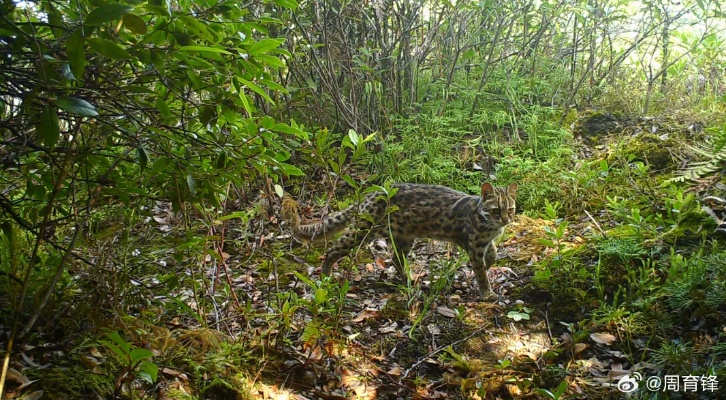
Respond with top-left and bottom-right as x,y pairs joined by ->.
544,308 -> 553,344
584,209 -> 608,239
400,324 -> 489,381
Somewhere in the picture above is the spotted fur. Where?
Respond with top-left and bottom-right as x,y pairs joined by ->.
289,182 -> 517,300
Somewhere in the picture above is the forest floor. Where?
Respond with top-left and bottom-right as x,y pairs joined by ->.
5,112 -> 726,400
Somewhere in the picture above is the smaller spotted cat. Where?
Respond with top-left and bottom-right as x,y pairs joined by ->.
284,182 -> 517,300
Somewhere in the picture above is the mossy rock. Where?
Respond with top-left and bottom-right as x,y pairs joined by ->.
619,133 -> 679,172
573,111 -> 632,139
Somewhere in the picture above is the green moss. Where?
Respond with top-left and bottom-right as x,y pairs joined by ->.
619,133 -> 678,172
27,366 -> 112,398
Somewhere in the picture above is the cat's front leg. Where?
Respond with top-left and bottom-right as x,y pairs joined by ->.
468,243 -> 497,301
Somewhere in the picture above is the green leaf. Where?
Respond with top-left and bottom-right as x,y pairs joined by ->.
2,221 -> 13,251
249,38 -> 285,55
66,34 -> 86,79
274,184 -> 284,198
273,123 -> 308,140
253,54 -> 285,68
156,97 -> 171,117
237,90 -> 253,116
137,145 -> 150,171
314,288 -> 328,305
100,340 -> 127,361
151,157 -> 170,174
186,174 -> 196,195
39,104 -> 60,149
178,46 -> 231,55
259,78 -> 287,93
348,129 -> 359,147
47,7 -> 64,39
88,38 -> 132,60
142,4 -> 170,16
215,152 -> 227,169
129,348 -> 153,362
199,106 -> 215,125
218,211 -> 251,222
122,13 -> 147,35
172,31 -> 192,46
85,4 -> 134,26
556,221 -> 568,238
236,77 -> 274,104
273,0 -> 299,9
278,163 -> 304,177
138,361 -> 159,383
292,271 -> 315,287
56,97 -> 98,117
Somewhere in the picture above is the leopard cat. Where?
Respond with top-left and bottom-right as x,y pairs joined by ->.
283,182 -> 517,300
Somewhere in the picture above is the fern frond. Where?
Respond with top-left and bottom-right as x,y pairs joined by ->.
667,138 -> 726,183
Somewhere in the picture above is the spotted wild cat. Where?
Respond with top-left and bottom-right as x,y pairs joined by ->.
284,182 -> 517,300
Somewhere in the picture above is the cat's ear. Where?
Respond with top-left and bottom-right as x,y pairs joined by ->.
481,182 -> 494,198
507,182 -> 518,194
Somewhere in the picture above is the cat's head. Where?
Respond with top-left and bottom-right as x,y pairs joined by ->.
479,182 -> 517,226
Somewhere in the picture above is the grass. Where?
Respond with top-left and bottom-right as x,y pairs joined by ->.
4,81 -> 726,400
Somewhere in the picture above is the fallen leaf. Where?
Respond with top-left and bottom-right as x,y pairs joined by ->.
436,306 -> 457,318
490,266 -> 514,274
574,343 -> 588,355
388,366 -> 402,376
79,354 -> 100,370
89,347 -> 103,358
6,368 -> 31,385
161,367 -> 188,379
590,332 -> 617,345
24,391 -> 44,400
378,321 -> 398,334
352,309 -> 379,323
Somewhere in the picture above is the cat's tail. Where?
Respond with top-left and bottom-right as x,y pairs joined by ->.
281,195 -> 349,243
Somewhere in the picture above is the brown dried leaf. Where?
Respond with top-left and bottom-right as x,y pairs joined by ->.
161,367 -> 188,379
79,354 -> 100,370
7,368 -> 31,385
590,332 -> 617,345
352,309 -> 379,323
574,343 -> 588,355
89,346 -> 103,358
24,391 -> 44,400
436,306 -> 457,318
378,321 -> 398,334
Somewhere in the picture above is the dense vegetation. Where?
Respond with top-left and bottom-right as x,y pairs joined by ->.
1,0 -> 725,398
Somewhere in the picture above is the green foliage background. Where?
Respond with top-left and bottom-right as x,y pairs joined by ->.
1,0 -> 726,397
